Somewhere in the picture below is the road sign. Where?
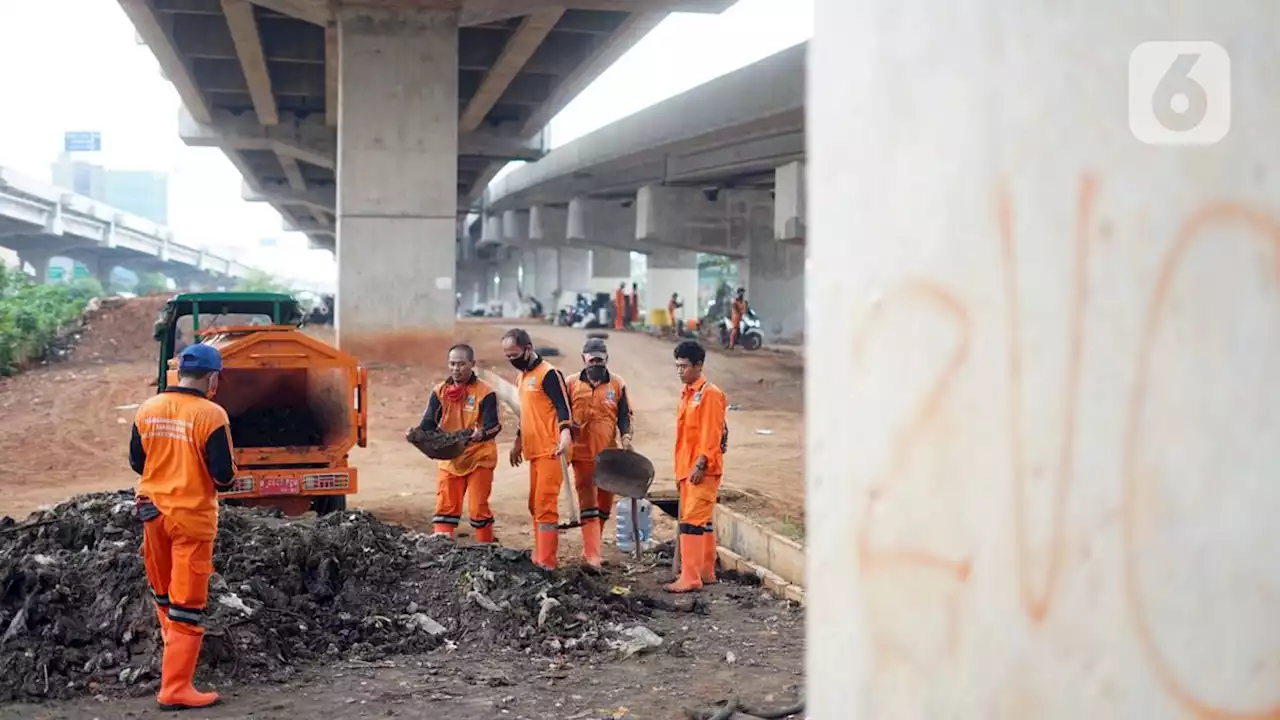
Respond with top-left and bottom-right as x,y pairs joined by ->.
47,266 -> 65,281
64,131 -> 102,152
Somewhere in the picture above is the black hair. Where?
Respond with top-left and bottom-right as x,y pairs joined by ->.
502,328 -> 533,347
673,340 -> 706,365
177,369 -> 214,381
448,343 -> 476,361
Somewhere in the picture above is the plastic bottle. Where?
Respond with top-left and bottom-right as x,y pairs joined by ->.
614,497 -> 652,552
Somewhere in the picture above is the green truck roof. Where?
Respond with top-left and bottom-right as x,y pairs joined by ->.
168,291 -> 297,304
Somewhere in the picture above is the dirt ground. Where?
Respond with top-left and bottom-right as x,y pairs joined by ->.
0,305 -> 807,718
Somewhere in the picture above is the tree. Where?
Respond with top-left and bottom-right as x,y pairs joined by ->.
234,269 -> 292,294
136,272 -> 170,296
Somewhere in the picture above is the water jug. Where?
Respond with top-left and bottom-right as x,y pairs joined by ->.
614,497 -> 652,552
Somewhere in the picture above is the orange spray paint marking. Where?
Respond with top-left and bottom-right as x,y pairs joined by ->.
998,175 -> 1097,624
1122,203 -> 1280,720
853,280 -> 973,582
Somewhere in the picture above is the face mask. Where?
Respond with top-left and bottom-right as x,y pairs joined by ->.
585,365 -> 608,383
509,352 -> 531,371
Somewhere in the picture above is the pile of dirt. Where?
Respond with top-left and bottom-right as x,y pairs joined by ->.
0,491 -> 648,703
73,295 -> 169,365
230,407 -> 325,447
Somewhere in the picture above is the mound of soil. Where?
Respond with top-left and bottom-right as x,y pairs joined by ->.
73,295 -> 169,365
0,491 -> 647,703
230,407 -> 325,447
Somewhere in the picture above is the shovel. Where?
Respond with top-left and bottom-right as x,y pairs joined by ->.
594,449 -> 656,561
556,451 -> 582,530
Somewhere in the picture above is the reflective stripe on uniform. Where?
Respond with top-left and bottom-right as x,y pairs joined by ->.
152,592 -> 170,607
167,605 -> 204,626
432,514 -> 461,526
537,522 -> 559,533
579,508 -> 601,520
469,517 -> 494,528
678,522 -> 706,535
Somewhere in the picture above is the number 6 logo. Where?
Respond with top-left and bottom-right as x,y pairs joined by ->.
1129,41 -> 1231,146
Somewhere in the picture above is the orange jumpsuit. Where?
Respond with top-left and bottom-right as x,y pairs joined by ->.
567,369 -> 633,567
130,386 -> 236,707
630,290 -> 640,322
668,375 -> 728,592
420,374 -> 501,542
516,357 -> 574,569
729,297 -> 747,348
667,298 -> 683,336
613,289 -> 626,330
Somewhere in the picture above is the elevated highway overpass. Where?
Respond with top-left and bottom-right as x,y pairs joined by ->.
119,0 -> 735,361
0,166 -> 254,289
476,41 -> 806,340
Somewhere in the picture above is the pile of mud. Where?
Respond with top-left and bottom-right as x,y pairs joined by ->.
74,295 -> 169,365
0,491 -> 646,703
230,407 -> 324,447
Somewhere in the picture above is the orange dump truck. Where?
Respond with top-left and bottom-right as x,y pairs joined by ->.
153,292 -> 367,515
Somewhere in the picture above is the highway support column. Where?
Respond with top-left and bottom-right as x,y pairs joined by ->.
589,248 -> 630,294
808,1 -> 1277,717
645,248 -> 699,326
335,6 -> 458,363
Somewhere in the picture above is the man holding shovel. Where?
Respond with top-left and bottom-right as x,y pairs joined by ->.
503,328 -> 575,570
566,337 -> 634,571
668,340 -> 728,593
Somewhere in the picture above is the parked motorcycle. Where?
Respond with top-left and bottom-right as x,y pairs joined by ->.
719,308 -> 765,350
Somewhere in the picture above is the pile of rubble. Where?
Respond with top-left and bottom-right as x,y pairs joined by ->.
0,491 -> 648,702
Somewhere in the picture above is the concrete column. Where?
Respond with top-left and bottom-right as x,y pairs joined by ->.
558,247 -> 591,293
480,214 -> 503,248
636,185 -> 753,257
519,249 -> 537,299
335,7 -> 458,363
17,251 -> 52,283
645,248 -> 698,324
809,1 -> 1272,717
503,209 -> 530,244
589,248 -> 630,294
774,160 -> 805,243
530,205 -> 567,245
568,197 -> 645,254
498,248 -> 521,316
533,247 -> 559,310
746,199 -> 805,342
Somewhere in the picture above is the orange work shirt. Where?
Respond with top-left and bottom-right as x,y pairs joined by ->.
517,357 -> 573,459
731,298 -> 746,320
421,374 -> 500,475
567,370 -> 633,461
674,376 -> 728,480
131,387 -> 236,540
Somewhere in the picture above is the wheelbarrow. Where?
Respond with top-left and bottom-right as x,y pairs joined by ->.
593,448 -> 655,560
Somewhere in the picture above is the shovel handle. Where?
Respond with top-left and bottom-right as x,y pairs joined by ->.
630,498 -> 642,561
558,452 -> 580,527
671,495 -> 681,571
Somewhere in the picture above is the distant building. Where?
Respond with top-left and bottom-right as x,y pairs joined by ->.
50,155 -> 169,225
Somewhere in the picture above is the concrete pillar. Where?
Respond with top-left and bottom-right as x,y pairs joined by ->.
503,209 -> 530,244
568,197 -> 643,254
519,249 -> 537,299
746,198 -> 805,342
645,248 -> 698,324
809,1 -> 1270,717
480,214 -> 503,247
533,247 -> 559,310
590,248 -> 630,294
498,248 -> 521,316
530,205 -> 567,245
636,185 -> 751,257
558,247 -> 591,293
335,7 -> 458,363
774,160 -> 805,243
17,251 -> 52,283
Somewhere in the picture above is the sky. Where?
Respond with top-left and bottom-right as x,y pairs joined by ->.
0,0 -> 811,285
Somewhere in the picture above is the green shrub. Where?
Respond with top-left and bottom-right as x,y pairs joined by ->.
0,264 -> 93,376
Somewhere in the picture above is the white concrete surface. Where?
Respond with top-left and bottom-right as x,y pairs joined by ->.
808,1 -> 1279,717
589,247 -> 630,293
645,248 -> 698,323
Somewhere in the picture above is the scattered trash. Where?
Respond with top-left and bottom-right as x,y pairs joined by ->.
114,403 -> 140,411
612,624 -> 663,658
754,429 -> 774,435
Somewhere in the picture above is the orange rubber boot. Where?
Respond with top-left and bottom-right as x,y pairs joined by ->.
474,524 -> 495,544
155,606 -> 171,644
431,524 -> 456,538
533,528 -> 560,570
156,630 -> 220,711
701,530 -> 718,585
664,534 -> 704,593
581,519 -> 603,571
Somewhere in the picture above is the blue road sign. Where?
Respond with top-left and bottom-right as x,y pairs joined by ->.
64,131 -> 102,152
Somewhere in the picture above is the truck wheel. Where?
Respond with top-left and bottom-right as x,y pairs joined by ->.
312,495 -> 347,516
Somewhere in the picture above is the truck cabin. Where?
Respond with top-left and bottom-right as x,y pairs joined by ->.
152,292 -> 303,391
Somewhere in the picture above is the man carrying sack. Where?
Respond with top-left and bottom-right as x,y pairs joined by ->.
416,343 -> 502,542
566,337 -> 634,570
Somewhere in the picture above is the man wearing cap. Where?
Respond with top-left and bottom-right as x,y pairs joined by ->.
565,337 -> 634,570
129,343 -> 236,710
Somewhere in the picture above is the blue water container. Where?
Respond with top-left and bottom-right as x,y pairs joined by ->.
614,497 -> 652,552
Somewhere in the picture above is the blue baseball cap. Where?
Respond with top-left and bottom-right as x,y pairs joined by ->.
178,343 -> 222,373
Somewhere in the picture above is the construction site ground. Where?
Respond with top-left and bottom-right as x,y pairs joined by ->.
0,301 -> 806,718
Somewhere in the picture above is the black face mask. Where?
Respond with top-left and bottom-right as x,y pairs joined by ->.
509,352 -> 532,371
585,365 -> 608,383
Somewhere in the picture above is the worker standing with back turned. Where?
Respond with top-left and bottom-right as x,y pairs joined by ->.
420,343 -> 502,542
566,337 -> 634,570
667,340 -> 728,593
129,343 -> 236,710
503,328 -> 575,569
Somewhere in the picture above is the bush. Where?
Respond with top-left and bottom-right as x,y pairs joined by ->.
136,272 -> 169,296
0,265 -> 96,376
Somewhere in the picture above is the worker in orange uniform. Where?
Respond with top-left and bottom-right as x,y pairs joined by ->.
728,287 -> 748,349
667,340 -> 728,593
629,282 -> 641,326
613,282 -> 626,330
566,337 -> 634,570
503,328 -> 574,569
419,343 -> 502,542
129,343 -> 235,710
667,292 -> 684,337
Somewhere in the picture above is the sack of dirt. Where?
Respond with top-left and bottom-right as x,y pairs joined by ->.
405,427 -> 473,460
